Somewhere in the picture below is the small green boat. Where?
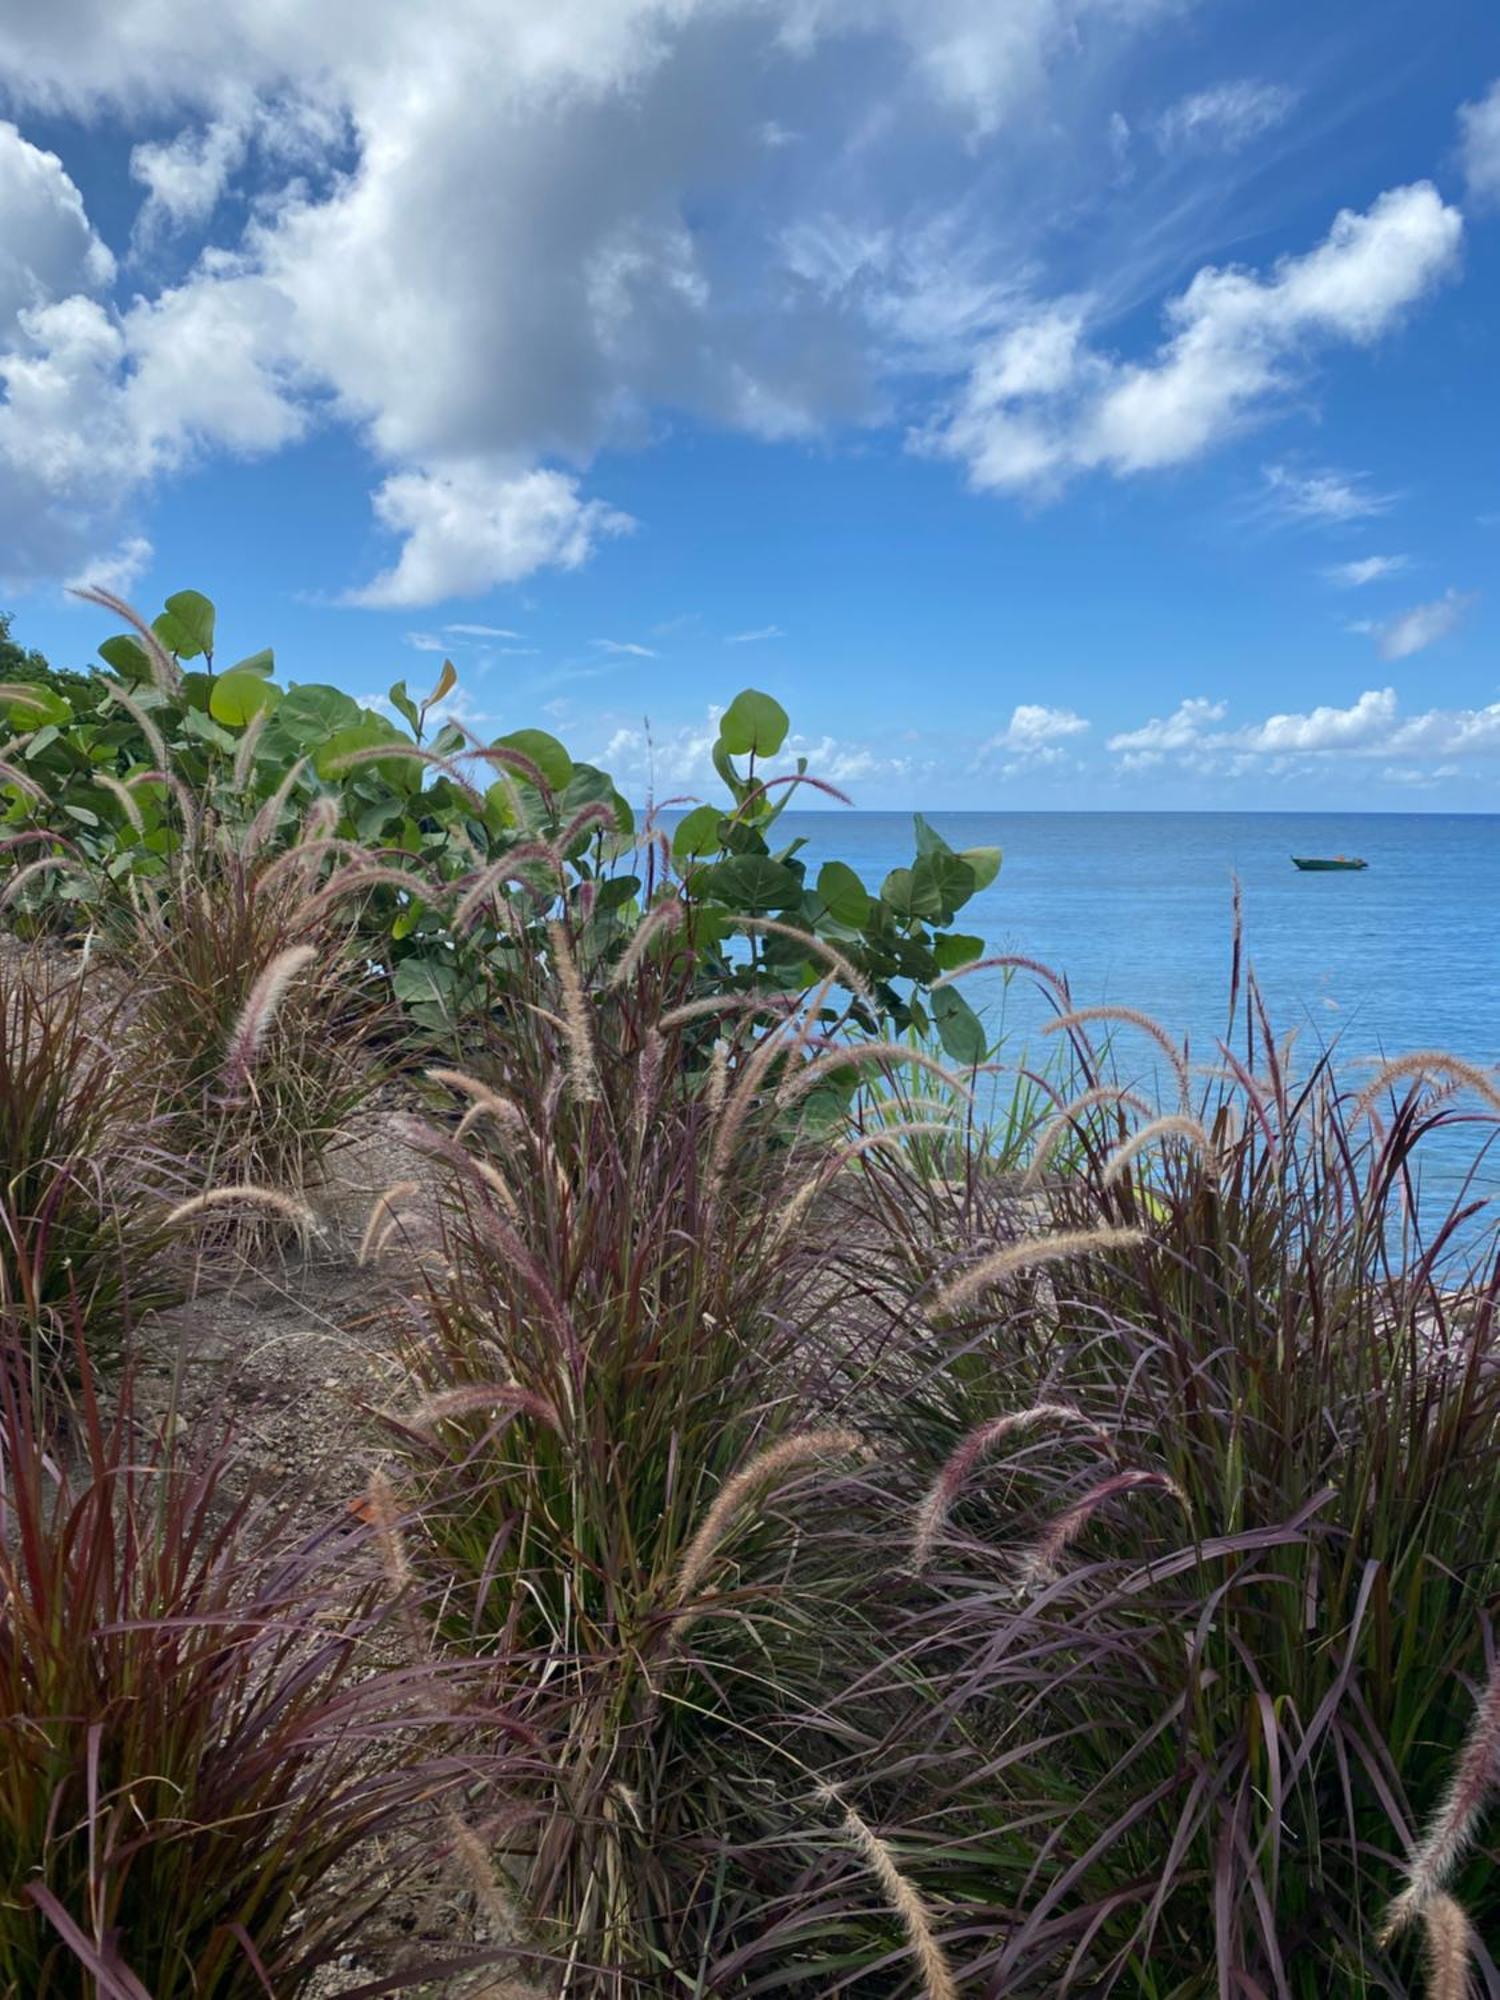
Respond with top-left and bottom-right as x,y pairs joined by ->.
1292,855 -> 1368,872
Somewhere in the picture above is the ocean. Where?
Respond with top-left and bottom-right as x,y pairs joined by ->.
767,811 -> 1500,1220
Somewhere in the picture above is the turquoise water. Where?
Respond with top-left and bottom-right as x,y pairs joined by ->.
769,811 -> 1500,1222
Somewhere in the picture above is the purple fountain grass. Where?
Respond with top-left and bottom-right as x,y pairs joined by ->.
1042,1002 -> 1192,1107
1382,1656 -> 1500,1944
221,942 -> 317,1089
930,1224 -> 1144,1319
1100,1112 -> 1220,1187
70,583 -> 181,692
910,1403 -> 1112,1569
671,1428 -> 869,1618
1023,1082 -> 1157,1188
1351,1051 -> 1500,1127
1017,1466 -> 1188,1589
817,1788 -> 961,2000
548,920 -> 599,1102
165,1184 -> 321,1234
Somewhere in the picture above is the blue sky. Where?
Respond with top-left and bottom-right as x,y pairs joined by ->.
0,0 -> 1497,808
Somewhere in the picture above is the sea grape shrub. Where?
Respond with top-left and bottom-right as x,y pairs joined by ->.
0,589 -> 998,1054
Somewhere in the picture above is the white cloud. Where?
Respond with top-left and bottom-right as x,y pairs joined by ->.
593,638 -> 656,658
131,112 -> 250,238
0,122 -> 114,338
985,702 -> 1090,754
725,624 -> 785,643
1364,589 -> 1476,661
65,534 -> 153,595
1459,80 -> 1500,209
405,631 -> 447,652
1109,686 -> 1500,772
445,622 -> 522,638
1107,697 -> 1225,767
346,466 -> 633,608
1153,79 -> 1299,154
1264,463 -> 1395,523
1323,553 -> 1407,587
925,183 -> 1462,494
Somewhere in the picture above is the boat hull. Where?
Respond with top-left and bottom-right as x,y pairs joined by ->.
1291,857 -> 1368,872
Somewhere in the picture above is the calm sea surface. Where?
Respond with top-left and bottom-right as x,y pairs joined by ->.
766,811 -> 1500,1221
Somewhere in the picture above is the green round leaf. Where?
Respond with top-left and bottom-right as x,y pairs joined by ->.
704,853 -> 803,912
672,804 -> 725,859
933,985 -> 988,1067
209,671 -> 280,727
959,845 -> 1002,893
97,635 -> 153,682
816,859 -> 870,928
717,689 -> 789,758
157,589 -> 216,661
494,728 -> 572,792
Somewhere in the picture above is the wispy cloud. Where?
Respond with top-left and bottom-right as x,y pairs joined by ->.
406,631 -> 448,652
1459,79 -> 1500,210
1323,553 -> 1408,587
445,621 -> 523,638
65,535 -> 153,596
1263,464 -> 1396,524
593,638 -> 658,658
1153,79 -> 1300,155
1358,588 -> 1476,661
1108,685 -> 1500,772
725,624 -> 785,644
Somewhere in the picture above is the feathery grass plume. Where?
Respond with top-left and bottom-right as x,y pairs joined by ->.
452,840 -> 563,930
608,896 -> 684,987
0,681 -> 55,713
165,1185 -> 320,1235
241,754 -> 310,856
1381,1655 -> 1500,1943
406,1382 -> 562,1435
911,1404 -> 1112,1569
1023,1084 -> 1157,1189
1019,1468 -> 1186,1589
766,1123 -> 955,1256
932,1226 -> 1144,1320
365,1466 -> 415,1594
0,756 -> 45,804
0,855 -> 73,910
732,916 -> 873,1002
705,1037 -> 729,1119
818,1788 -> 960,2000
427,1068 -> 525,1135
1043,1004 -> 1191,1107
301,860 -> 428,922
445,1811 -> 521,1942
329,739 -> 486,810
301,792 -> 340,846
1101,1113 -> 1220,1188
101,678 -> 171,771
1352,1051 -> 1500,1128
358,1180 -> 423,1265
1415,1894 -> 1475,2000
167,773 -> 201,851
70,583 -> 181,692
672,1429 -> 867,1616
548,921 -> 599,1102
231,706 -> 270,791
222,943 -> 318,1089
777,1039 -> 974,1113
658,990 -> 801,1030
92,770 -> 146,835
932,951 -> 1071,1000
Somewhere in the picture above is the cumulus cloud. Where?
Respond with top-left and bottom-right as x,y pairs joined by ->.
0,122 -> 114,337
346,467 -> 633,608
1323,553 -> 1407,587
1153,79 -> 1299,154
1459,79 -> 1500,209
65,534 -> 153,595
1362,588 -> 1476,661
985,702 -> 1089,753
924,183 -> 1462,494
1109,686 -> 1500,772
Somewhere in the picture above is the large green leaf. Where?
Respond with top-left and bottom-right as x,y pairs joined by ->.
672,804 -> 725,858
209,671 -> 279,727
933,985 -> 987,1067
494,728 -> 572,792
717,689 -> 789,758
0,682 -> 71,728
960,845 -> 1002,893
387,680 -> 421,735
97,635 -> 153,682
704,853 -> 804,912
816,859 -> 871,928
909,850 -> 976,923
155,590 -> 216,661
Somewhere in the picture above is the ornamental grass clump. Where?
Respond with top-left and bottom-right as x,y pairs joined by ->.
375,934 -> 970,1995
0,1320 -> 524,1998
824,951 -> 1500,1993
0,949 -> 175,1394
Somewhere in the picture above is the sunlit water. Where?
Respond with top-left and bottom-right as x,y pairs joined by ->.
761,812 -> 1500,1241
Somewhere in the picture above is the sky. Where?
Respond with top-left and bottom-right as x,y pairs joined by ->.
0,0 -> 1497,810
